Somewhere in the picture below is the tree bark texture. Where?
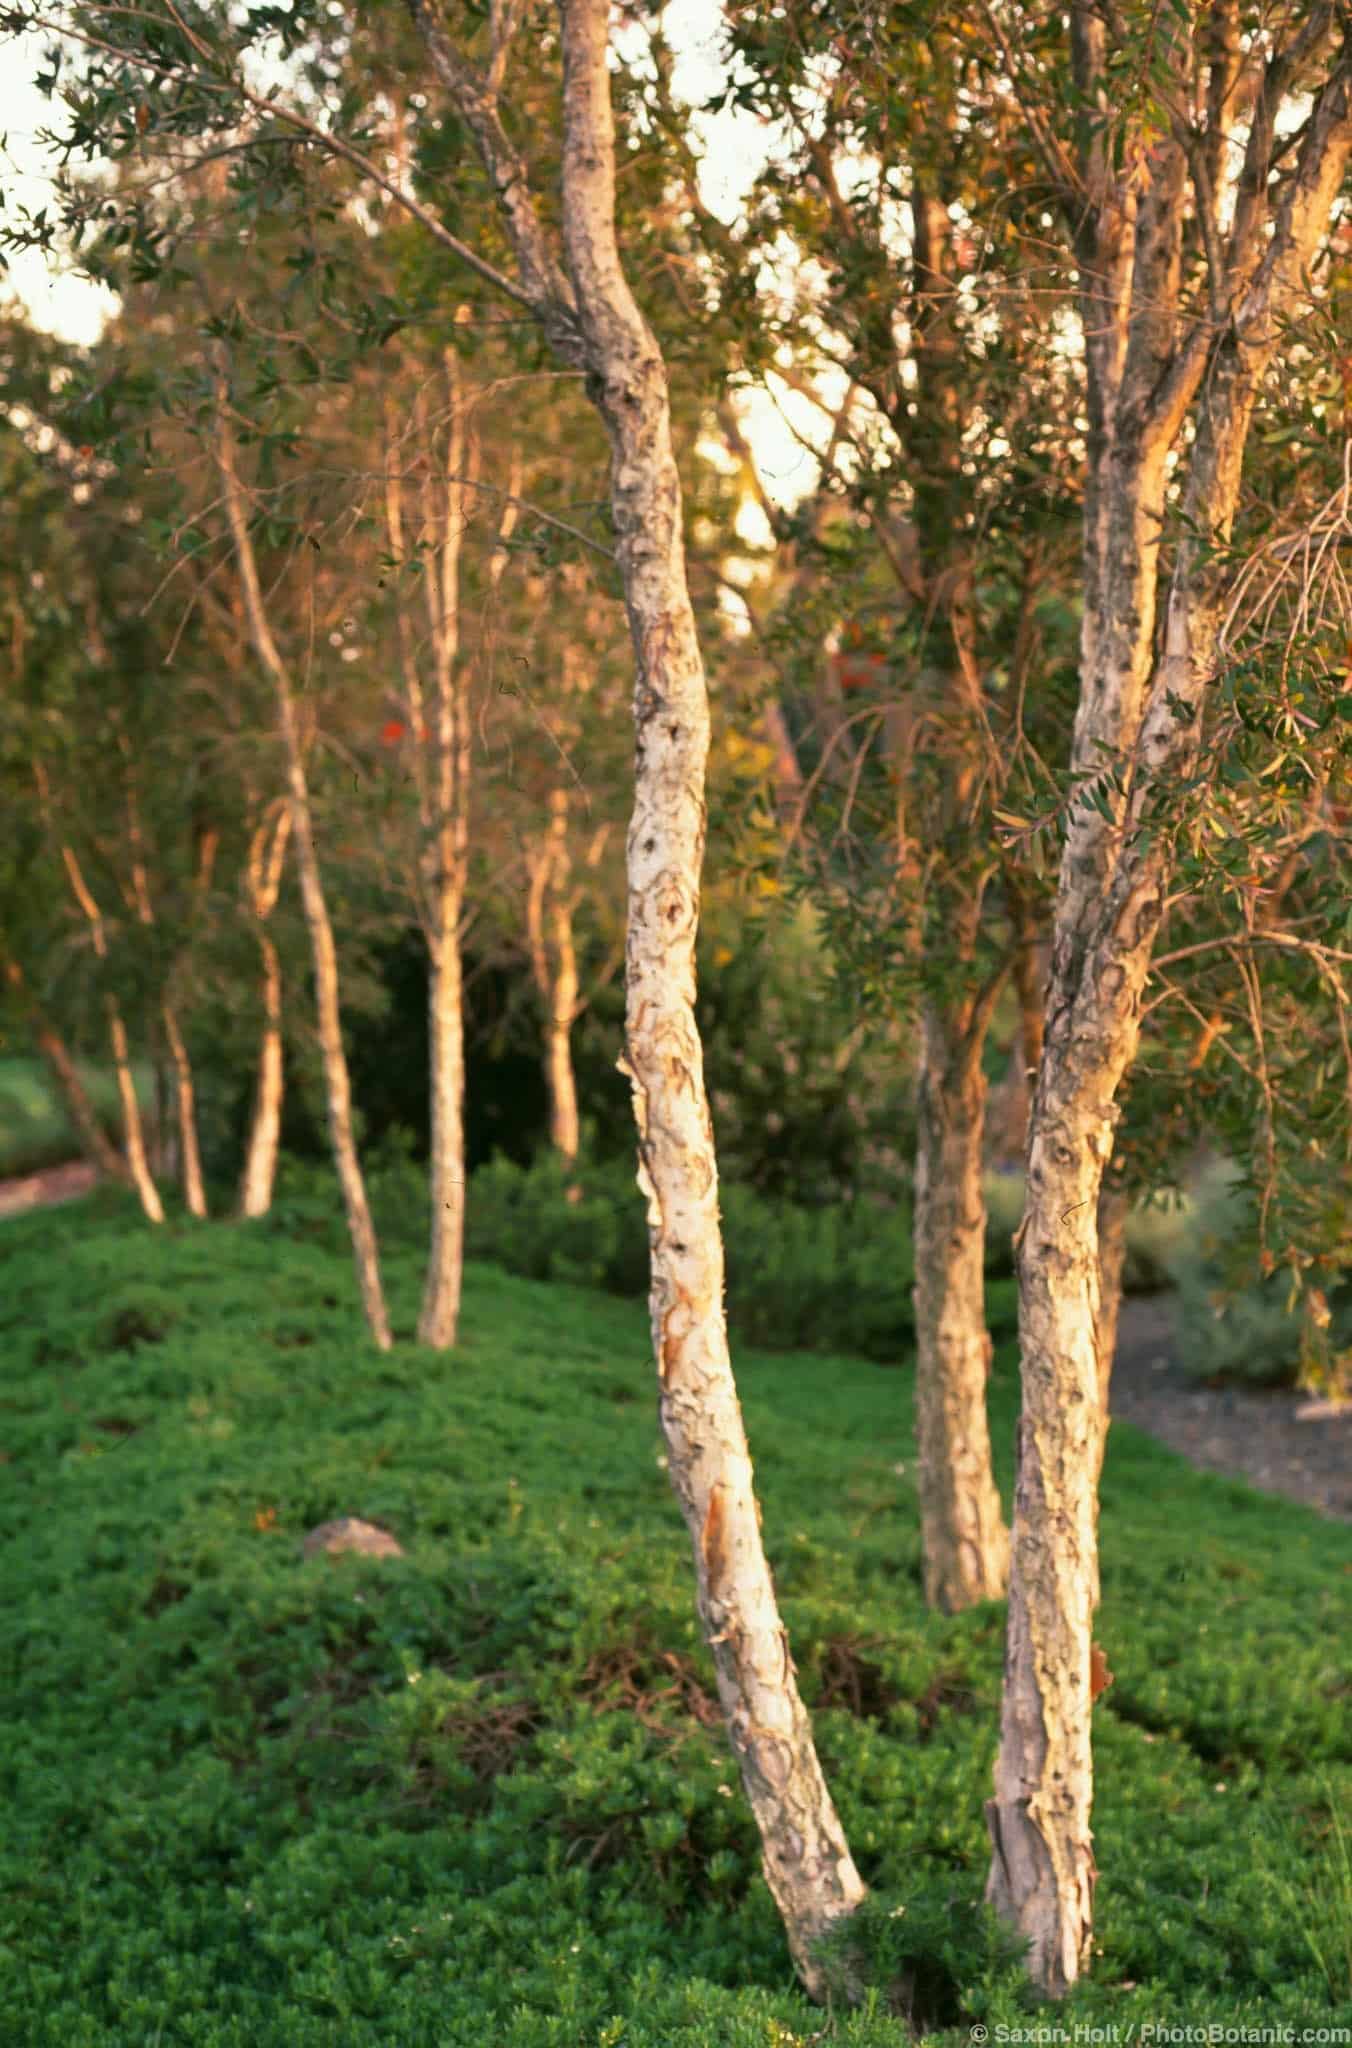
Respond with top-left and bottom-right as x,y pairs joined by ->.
214,370 -> 392,1350
988,16 -> 1352,1994
1093,1177 -> 1129,1484
410,0 -> 866,1988
913,1001 -> 1010,1609
557,0 -> 866,1989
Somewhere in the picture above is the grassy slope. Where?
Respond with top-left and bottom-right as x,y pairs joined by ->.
1,1194 -> 1349,2046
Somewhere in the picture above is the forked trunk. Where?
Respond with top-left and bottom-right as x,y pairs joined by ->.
558,0 -> 865,1990
162,1001 -> 207,1219
913,1001 -> 1009,1609
214,370 -> 391,1349
239,932 -> 284,1219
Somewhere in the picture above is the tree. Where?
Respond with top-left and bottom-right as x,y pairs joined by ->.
981,1 -> 1352,1993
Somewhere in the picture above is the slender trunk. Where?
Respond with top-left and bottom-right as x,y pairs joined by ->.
239,803 -> 291,1219
1093,1178 -> 1130,1483
55,843 -> 164,1224
421,926 -> 467,1346
108,1001 -> 164,1223
557,2 -> 865,1989
913,1001 -> 1010,1609
988,22 -> 1352,1994
545,882 -> 581,1162
239,931 -> 285,1218
214,368 -> 391,1349
409,349 -> 484,1349
526,788 -> 582,1164
161,1001 -> 207,1219
3,957 -> 130,1185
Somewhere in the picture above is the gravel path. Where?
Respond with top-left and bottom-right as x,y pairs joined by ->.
1111,1293 -> 1352,1522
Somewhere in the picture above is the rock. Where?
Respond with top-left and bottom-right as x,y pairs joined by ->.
302,1517 -> 404,1560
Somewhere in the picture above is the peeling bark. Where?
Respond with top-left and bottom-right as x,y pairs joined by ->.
1094,1177 -> 1130,1484
411,0 -> 866,1989
913,1001 -> 1010,1609
988,17 -> 1352,1994
557,7 -> 866,1987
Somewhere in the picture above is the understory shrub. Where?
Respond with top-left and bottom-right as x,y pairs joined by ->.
1171,1164 -> 1352,1392
456,1148 -> 1019,1363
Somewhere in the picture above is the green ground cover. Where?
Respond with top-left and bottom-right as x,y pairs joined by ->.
1,1192 -> 1349,2045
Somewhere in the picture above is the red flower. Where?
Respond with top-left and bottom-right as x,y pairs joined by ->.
380,719 -> 406,745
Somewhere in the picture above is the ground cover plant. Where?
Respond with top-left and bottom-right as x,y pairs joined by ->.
1,1193 -> 1349,2045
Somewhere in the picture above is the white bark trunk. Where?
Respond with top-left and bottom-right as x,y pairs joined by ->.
239,804 -> 291,1219
527,788 -> 582,1164
420,927 -> 467,1346
557,0 -> 865,1990
109,1002 -> 164,1224
1094,1177 -> 1130,1483
988,25 -> 1352,1994
162,1001 -> 207,1219
214,373 -> 391,1350
913,1002 -> 1010,1610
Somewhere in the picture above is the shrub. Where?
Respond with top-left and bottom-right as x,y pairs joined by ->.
1171,1164 -> 1352,1391
459,1148 -> 1020,1363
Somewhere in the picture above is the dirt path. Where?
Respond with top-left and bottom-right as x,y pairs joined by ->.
1112,1293 -> 1352,1521
0,1159 -> 99,1221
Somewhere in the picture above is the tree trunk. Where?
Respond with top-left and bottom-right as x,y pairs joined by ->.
162,1001 -> 207,1218
987,21 -> 1352,1994
54,842 -> 164,1224
1093,1177 -> 1129,1483
557,0 -> 865,1989
526,787 -> 582,1164
3,956 -> 130,1185
239,930 -> 285,1218
108,1001 -> 164,1224
239,804 -> 290,1219
913,1001 -> 1010,1609
214,369 -> 391,1350
420,924 -> 467,1346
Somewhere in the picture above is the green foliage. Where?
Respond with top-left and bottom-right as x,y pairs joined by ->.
445,1144 -> 1017,1364
0,1055 -> 148,1179
0,1199 -> 1348,2043
1171,1164 -> 1352,1392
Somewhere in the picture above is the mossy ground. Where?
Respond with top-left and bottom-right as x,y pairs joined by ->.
1,1190 -> 1349,2044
